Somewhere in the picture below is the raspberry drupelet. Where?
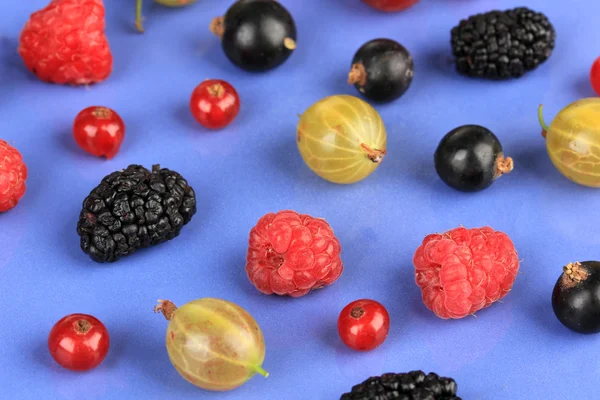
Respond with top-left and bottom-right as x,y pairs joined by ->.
246,210 -> 343,297
413,227 -> 519,319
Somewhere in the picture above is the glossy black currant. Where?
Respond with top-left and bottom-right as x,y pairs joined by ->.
214,0 -> 297,72
434,125 -> 513,192
348,38 -> 414,103
552,261 -> 600,334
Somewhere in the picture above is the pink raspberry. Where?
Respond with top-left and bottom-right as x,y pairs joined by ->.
413,226 -> 519,319
246,210 -> 343,297
0,140 -> 28,213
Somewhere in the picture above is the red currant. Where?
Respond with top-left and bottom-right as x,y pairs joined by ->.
362,0 -> 419,12
337,299 -> 390,351
189,79 -> 240,129
73,106 -> 125,159
591,57 -> 600,96
48,314 -> 110,371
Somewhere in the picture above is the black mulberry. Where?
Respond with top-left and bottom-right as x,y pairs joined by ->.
451,7 -> 556,79
77,164 -> 196,263
340,370 -> 461,400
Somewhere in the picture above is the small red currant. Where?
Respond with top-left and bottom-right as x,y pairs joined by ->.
73,106 -> 125,159
48,314 -> 110,371
591,57 -> 600,96
362,0 -> 419,12
337,299 -> 390,351
189,79 -> 240,129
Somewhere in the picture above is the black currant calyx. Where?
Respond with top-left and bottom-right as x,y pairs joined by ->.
283,38 -> 296,50
562,262 -> 589,287
209,16 -> 225,38
494,155 -> 514,178
538,104 -> 550,139
348,63 -> 367,86
361,143 -> 386,163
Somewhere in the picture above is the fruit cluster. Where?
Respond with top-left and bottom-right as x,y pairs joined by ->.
3,0 -> 600,399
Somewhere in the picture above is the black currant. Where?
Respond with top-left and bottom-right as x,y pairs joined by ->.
552,262 -> 600,334
434,125 -> 513,192
210,0 -> 297,72
348,38 -> 414,103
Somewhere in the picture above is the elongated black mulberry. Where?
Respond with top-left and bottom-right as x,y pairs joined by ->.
77,165 -> 196,263
451,7 -> 556,79
340,370 -> 461,400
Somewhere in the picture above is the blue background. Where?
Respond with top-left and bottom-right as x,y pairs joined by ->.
1,0 -> 599,398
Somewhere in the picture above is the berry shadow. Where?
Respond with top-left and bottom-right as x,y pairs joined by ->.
30,341 -> 55,369
528,298 -> 581,339
575,75 -> 595,98
174,104 -> 198,132
426,47 -> 456,78
320,321 -> 341,349
126,331 -> 198,395
326,65 -> 356,97
226,246 -> 259,297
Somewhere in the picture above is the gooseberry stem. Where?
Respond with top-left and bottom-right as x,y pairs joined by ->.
538,104 -> 550,139
360,143 -> 386,163
254,365 -> 269,378
135,0 -> 144,33
154,300 -> 178,321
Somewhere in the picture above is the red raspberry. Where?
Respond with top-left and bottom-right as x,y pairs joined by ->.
18,0 -> 113,85
413,227 -> 519,319
0,140 -> 28,213
246,210 -> 343,297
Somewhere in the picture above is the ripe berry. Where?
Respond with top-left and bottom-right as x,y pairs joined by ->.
591,57 -> 600,96
552,262 -> 600,334
210,0 -> 297,72
135,0 -> 197,32
337,299 -> 390,351
246,210 -> 343,297
413,226 -> 520,319
18,0 -> 113,85
348,38 -> 414,103
341,371 -> 461,400
434,125 -> 513,192
48,314 -> 110,371
189,80 -> 240,129
73,106 -> 125,159
155,299 -> 268,391
362,0 -> 419,12
77,164 -> 197,263
0,140 -> 28,213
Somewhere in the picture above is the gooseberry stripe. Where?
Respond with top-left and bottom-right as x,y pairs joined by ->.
169,314 -> 255,370
299,132 -> 362,154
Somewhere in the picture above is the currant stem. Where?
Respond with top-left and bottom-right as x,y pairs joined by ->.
135,0 -> 145,33
538,104 -> 549,139
154,300 -> 178,321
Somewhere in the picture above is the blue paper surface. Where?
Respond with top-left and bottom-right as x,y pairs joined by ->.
1,0 -> 599,398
